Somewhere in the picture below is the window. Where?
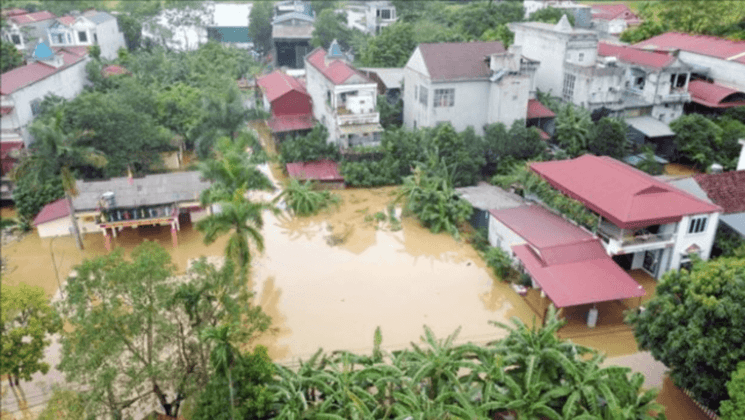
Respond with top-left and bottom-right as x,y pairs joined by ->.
562,73 -> 575,102
419,85 -> 428,106
55,34 -> 65,44
578,52 -> 584,62
93,33 -> 98,44
688,216 -> 707,234
414,85 -> 418,100
634,76 -> 645,90
11,34 -> 21,45
78,31 -> 87,42
30,98 -> 42,116
433,88 -> 454,107
380,9 -> 392,20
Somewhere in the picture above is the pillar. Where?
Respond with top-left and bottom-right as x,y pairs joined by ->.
112,226 -> 117,238
171,224 -> 178,248
104,229 -> 111,252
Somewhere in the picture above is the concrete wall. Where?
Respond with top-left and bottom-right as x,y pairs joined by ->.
678,51 -> 745,91
96,17 -> 127,60
488,214 -> 528,256
513,25 -> 568,98
487,74 -> 532,129
8,57 -> 90,139
403,47 -> 429,131
669,212 -> 719,273
304,59 -> 336,141
37,211 -> 99,238
48,17 -> 125,60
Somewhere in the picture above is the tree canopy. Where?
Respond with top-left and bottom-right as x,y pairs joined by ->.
0,38 -> 24,73
721,362 -> 745,420
1,284 -> 61,387
57,242 -> 270,419
311,9 -> 353,50
626,250 -> 745,413
249,0 -> 273,56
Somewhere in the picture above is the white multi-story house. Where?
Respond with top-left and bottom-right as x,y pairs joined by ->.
46,10 -> 126,60
363,1 -> 396,35
403,41 -> 538,136
523,0 -> 578,19
530,154 -> 722,278
590,4 -> 641,36
1,10 -> 57,51
304,40 -> 382,148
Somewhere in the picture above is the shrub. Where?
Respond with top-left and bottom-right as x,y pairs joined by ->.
340,159 -> 400,187
280,125 -> 339,165
12,171 -> 65,226
483,246 -> 513,280
277,179 -> 340,216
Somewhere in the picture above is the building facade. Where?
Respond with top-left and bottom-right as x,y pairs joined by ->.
271,11 -> 314,69
46,10 -> 126,60
256,70 -> 315,139
304,41 -> 382,148
404,42 -> 538,136
1,10 -> 57,51
363,1 -> 396,35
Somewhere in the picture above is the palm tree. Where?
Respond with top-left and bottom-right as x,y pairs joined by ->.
201,324 -> 240,420
15,110 -> 106,249
196,191 -> 270,274
555,104 -> 593,157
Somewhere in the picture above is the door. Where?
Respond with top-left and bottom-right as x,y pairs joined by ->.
643,249 -> 662,277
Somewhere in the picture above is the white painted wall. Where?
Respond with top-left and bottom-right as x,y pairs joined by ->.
7,57 -> 90,142
677,51 -> 745,91
95,17 -> 127,60
738,140 -> 745,171
512,24 -> 569,98
488,214 -> 528,256
304,59 -> 336,141
669,212 -> 720,272
36,212 -> 99,238
403,48 -> 430,131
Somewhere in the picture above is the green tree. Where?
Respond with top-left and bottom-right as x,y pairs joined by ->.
275,179 -> 340,217
311,9 -> 352,50
0,284 -> 61,388
480,24 -> 514,48
447,1 -> 524,40
428,123 -> 485,187
721,362 -> 745,420
528,7 -> 575,26
359,22 -> 417,67
0,39 -> 24,73
155,82 -> 205,142
37,388 -> 89,420
117,13 -> 143,51
196,193 -> 270,273
310,0 -> 337,15
57,242 -> 269,419
588,117 -> 629,160
195,87 -> 248,159
626,252 -> 745,412
670,113 -> 724,170
11,168 -> 64,228
378,95 -> 402,129
193,345 -> 275,420
555,103 -> 593,157
248,0 -> 273,56
715,115 -> 745,170
279,124 -> 339,164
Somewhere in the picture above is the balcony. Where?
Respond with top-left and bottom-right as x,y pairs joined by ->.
337,112 -> 379,126
658,90 -> 691,103
598,221 -> 676,254
620,232 -> 675,247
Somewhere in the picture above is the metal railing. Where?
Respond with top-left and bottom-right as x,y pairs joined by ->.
337,112 -> 379,126
620,232 -> 675,247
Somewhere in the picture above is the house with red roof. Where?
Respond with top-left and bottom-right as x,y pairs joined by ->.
1,9 -> 57,51
46,10 -> 126,60
590,4 -> 641,36
488,204 -> 645,315
256,70 -> 315,139
1,42 -> 90,147
403,41 -> 539,136
304,40 -> 383,148
635,33 -> 745,93
530,155 -> 722,278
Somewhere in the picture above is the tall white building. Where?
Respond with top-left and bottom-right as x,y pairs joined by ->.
46,10 -> 126,60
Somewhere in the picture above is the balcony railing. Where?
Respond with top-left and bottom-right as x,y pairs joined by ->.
621,232 -> 675,247
337,112 -> 379,126
658,91 -> 691,103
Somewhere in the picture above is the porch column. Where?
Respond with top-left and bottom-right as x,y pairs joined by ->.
171,223 -> 178,248
112,226 -> 117,238
104,229 -> 111,252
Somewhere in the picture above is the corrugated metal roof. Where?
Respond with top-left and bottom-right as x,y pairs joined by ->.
688,80 -> 745,108
256,70 -> 308,102
455,184 -> 523,211
286,160 -> 343,182
268,114 -> 314,133
591,4 -> 641,24
530,155 -> 723,229
306,47 -> 369,85
598,41 -> 676,69
9,10 -> 56,25
635,32 -> 745,65
490,205 -> 595,249
359,68 -> 404,89
83,10 -> 115,24
527,99 -> 555,119
272,24 -> 314,39
1,49 -> 87,95
626,116 -> 675,138
33,198 -> 69,225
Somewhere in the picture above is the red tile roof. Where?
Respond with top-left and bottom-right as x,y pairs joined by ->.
489,205 -> 596,250
268,114 -> 315,133
33,198 -> 70,226
1,141 -> 23,175
417,41 -> 505,81
687,80 -> 745,108
512,243 -> 645,307
536,128 -> 550,141
256,70 -> 309,102
527,99 -> 555,119
591,4 -> 641,24
1,50 -> 87,95
0,106 -> 13,115
2,8 -> 29,17
598,41 -> 675,69
306,48 -> 367,85
530,155 -> 722,229
635,32 -> 745,65
286,159 -> 343,182
9,10 -> 56,25
57,15 -> 76,26
102,64 -> 130,77
694,171 -> 745,214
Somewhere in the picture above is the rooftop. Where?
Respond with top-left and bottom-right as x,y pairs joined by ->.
268,115 -> 315,133
416,41 -> 505,81
591,4 -> 641,23
1,47 -> 88,95
1,141 -> 24,175
82,10 -> 116,24
8,10 -> 56,25
687,80 -> 745,108
527,99 -> 555,119
211,2 -> 252,27
530,155 -> 722,229
635,32 -> 745,65
489,205 -> 596,250
72,171 -> 211,211
455,184 -> 523,212
694,170 -> 745,214
257,70 -> 309,102
32,198 -> 70,226
286,160 -> 343,182
359,68 -> 404,89
598,41 -> 676,69
272,24 -> 314,39
306,47 -> 369,85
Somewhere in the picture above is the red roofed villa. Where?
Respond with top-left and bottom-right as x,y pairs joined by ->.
304,40 -> 383,148
256,70 -> 315,139
530,155 -> 722,278
590,4 -> 641,35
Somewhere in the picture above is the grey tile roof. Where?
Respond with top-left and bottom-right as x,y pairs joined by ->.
73,171 -> 211,211
455,183 -> 524,211
84,10 -> 115,25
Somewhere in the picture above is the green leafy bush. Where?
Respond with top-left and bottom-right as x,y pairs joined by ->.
721,362 -> 745,420
340,159 -> 400,187
277,179 -> 340,217
279,125 -> 339,165
11,171 -> 65,226
483,246 -> 513,280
